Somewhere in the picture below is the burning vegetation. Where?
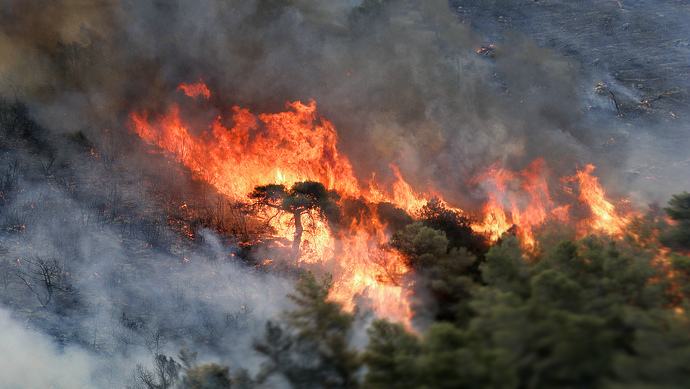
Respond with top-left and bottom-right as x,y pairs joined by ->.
2,0 -> 690,388
129,81 -> 637,326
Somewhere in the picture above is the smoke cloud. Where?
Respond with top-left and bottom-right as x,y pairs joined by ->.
3,0 -> 687,204
1,0 -> 689,385
0,307 -> 97,388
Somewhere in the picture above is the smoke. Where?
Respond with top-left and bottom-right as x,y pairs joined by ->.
1,0 -> 689,385
0,307 -> 97,388
10,1 -> 690,207
0,122 -> 294,385
452,0 -> 690,201
5,0 -> 686,205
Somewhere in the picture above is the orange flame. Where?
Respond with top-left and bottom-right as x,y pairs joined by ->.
473,160 -> 633,248
473,159 -> 557,248
130,81 -> 635,323
130,85 -> 413,324
571,164 -> 630,236
177,81 -> 211,99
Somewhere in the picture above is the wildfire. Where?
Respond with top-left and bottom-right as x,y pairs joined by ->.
130,81 -> 634,324
177,81 -> 211,99
571,164 -> 630,236
474,160 -> 633,248
472,159 -> 558,248
130,84 -> 416,324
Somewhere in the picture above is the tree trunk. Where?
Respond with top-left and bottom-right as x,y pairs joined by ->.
292,211 -> 303,259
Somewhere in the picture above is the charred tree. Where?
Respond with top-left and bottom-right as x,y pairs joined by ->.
14,256 -> 70,309
250,181 -> 340,259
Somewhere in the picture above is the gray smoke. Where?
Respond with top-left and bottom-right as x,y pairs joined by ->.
2,1 -> 688,200
0,307 -> 97,388
1,0 -> 689,386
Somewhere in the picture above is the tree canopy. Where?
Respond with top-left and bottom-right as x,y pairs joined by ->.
250,181 -> 340,257
180,193 -> 690,389
661,192 -> 690,250
254,272 -> 360,388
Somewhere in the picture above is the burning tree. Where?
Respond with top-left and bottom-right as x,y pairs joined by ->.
129,81 -> 644,324
250,181 -> 340,258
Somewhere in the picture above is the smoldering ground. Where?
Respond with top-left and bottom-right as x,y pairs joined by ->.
0,0 -> 689,386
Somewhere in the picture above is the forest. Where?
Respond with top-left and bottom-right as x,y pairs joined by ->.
2,97 -> 690,387
1,0 -> 689,388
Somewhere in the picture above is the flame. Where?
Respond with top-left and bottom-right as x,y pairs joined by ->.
130,85 -> 414,324
130,81 -> 634,324
177,81 -> 211,99
131,100 -> 362,200
366,165 -> 429,215
473,160 -> 633,248
473,159 -> 556,248
571,164 -> 629,236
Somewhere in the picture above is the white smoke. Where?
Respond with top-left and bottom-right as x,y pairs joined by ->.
0,307 -> 97,389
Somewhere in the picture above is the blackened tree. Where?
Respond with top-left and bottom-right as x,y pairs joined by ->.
250,181 -> 339,258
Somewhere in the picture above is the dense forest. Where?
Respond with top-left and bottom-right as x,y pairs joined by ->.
3,98 -> 690,387
1,0 -> 690,388
179,198 -> 690,388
